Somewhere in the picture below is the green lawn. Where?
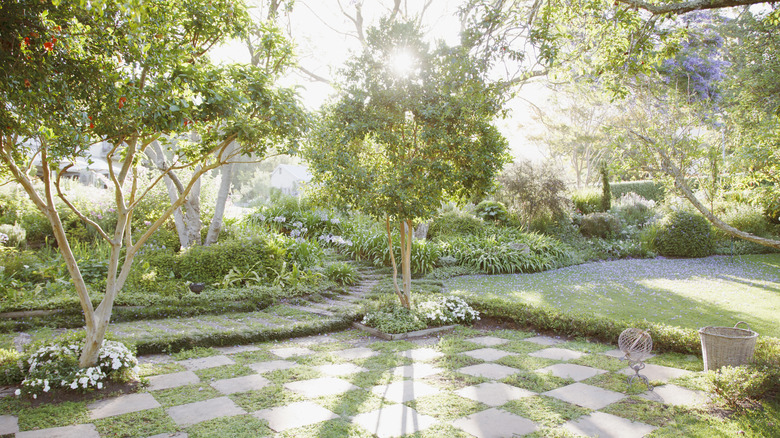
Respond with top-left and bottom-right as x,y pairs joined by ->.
446,254 -> 780,338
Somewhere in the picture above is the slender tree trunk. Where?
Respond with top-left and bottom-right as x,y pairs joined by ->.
205,141 -> 238,246
386,217 -> 409,307
399,219 -> 413,307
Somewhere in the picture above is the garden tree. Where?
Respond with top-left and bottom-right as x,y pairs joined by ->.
305,19 -> 509,308
528,85 -> 617,187
613,87 -> 780,250
496,160 -> 569,225
0,0 -> 307,367
722,8 -> 780,222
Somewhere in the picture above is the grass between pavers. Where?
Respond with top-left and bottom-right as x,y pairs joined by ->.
230,384 -> 304,411
447,254 -> 780,338
405,392 -> 487,421
92,407 -> 177,437
315,388 -> 392,417
501,395 -> 591,428
185,414 -> 274,438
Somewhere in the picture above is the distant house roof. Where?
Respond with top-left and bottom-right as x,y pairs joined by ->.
274,164 -> 312,182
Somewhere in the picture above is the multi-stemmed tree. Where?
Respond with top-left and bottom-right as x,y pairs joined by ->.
305,19 -> 509,308
0,0 -> 307,366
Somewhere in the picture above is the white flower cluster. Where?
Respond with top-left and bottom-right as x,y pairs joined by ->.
273,216 -> 286,223
0,232 -> 8,245
319,234 -> 353,247
417,296 -> 480,325
16,339 -> 138,398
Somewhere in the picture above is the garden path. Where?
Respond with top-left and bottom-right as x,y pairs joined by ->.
2,329 -> 709,437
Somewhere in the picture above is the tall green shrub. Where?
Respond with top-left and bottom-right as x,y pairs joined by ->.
600,164 -> 611,212
428,211 -> 484,239
571,188 -> 601,214
177,237 -> 286,283
653,210 -> 714,257
611,181 -> 666,202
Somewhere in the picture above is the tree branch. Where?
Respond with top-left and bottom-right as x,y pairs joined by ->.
615,0 -> 772,16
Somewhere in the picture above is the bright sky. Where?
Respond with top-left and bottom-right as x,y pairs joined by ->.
213,0 -> 548,162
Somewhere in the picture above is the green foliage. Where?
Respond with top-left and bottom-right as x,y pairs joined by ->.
428,211 -> 484,239
610,192 -> 658,228
340,225 -> 441,275
416,296 -> 480,326
475,200 -> 510,224
571,188 -> 602,214
361,305 -> 427,334
325,262 -> 359,286
0,224 -> 26,248
177,237 -> 286,283
497,160 -> 569,225
441,228 -> 573,274
610,181 -> 666,202
578,213 -> 622,238
707,364 -> 780,409
600,164 -> 612,212
716,202 -> 776,238
653,210 -> 715,258
0,348 -> 24,385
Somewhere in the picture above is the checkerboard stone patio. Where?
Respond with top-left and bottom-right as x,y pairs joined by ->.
462,347 -> 517,362
4,330 -> 706,437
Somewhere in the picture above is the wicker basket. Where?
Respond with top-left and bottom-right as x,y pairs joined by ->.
699,321 -> 758,371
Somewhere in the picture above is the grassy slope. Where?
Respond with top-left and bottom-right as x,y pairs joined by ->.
446,254 -> 780,338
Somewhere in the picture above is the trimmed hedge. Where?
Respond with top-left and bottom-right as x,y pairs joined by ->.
611,180 -> 666,202
653,210 -> 714,258
428,211 -> 484,239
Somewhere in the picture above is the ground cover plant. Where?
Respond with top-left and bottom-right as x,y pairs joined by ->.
447,254 -> 780,339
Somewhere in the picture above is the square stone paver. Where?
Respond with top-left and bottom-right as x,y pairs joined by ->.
536,363 -> 606,381
137,353 -> 173,365
284,377 -> 360,398
88,393 -> 160,420
639,384 -> 709,407
214,344 -> 262,355
166,396 -> 246,427
455,382 -> 536,407
248,359 -> 298,373
146,433 -> 187,438
371,380 -> 441,403
339,347 -> 379,360
391,362 -> 443,379
16,424 -> 100,438
543,383 -> 625,410
294,334 -> 336,346
146,371 -> 200,391
178,355 -> 235,371
316,362 -> 368,376
397,347 -> 444,361
468,336 -> 509,347
270,346 -> 315,359
457,363 -> 520,380
253,401 -> 339,432
0,415 -> 18,435
564,411 -> 657,438
618,364 -> 691,382
529,348 -> 585,361
211,374 -> 271,395
352,404 -> 438,438
462,347 -> 516,362
524,335 -> 564,346
452,407 -> 538,438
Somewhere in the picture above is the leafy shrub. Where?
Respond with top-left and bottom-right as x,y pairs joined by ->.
442,228 -> 573,274
571,188 -> 602,214
0,348 -> 24,385
177,236 -> 286,283
0,224 -> 26,248
497,160 -> 569,224
707,364 -> 780,409
361,305 -> 427,334
475,200 -> 510,223
653,210 -> 714,258
20,211 -> 53,245
611,180 -> 666,202
579,213 -> 622,238
716,203 -> 774,237
325,262 -> 359,286
416,296 -> 479,326
610,192 -> 658,228
17,333 -> 138,398
285,238 -> 324,269
600,164 -> 612,212
341,225 -> 440,275
247,194 -> 343,239
428,211 -> 484,239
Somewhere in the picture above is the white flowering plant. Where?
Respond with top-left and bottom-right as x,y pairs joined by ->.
15,337 -> 139,399
416,296 -> 480,326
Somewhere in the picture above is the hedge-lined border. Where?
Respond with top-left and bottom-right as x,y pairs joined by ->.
465,295 -> 780,365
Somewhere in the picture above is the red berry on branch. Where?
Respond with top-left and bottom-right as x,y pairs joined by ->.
90,123 -> 95,129
24,79 -> 31,87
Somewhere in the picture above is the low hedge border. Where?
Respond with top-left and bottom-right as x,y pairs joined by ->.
0,295 -> 276,332
129,314 -> 356,355
465,295 -> 780,365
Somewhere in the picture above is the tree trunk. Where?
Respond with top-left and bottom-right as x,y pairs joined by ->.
205,141 -> 238,246
181,175 -> 203,248
399,219 -> 413,307
386,217 -> 409,307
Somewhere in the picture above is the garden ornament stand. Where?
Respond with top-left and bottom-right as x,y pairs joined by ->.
619,328 -> 654,391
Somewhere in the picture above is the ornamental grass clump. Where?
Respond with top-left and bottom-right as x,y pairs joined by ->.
16,338 -> 139,399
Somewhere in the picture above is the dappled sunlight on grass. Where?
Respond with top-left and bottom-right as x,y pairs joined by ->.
447,255 -> 780,337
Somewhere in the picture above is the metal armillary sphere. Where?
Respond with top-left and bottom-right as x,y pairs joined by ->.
618,328 -> 653,391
